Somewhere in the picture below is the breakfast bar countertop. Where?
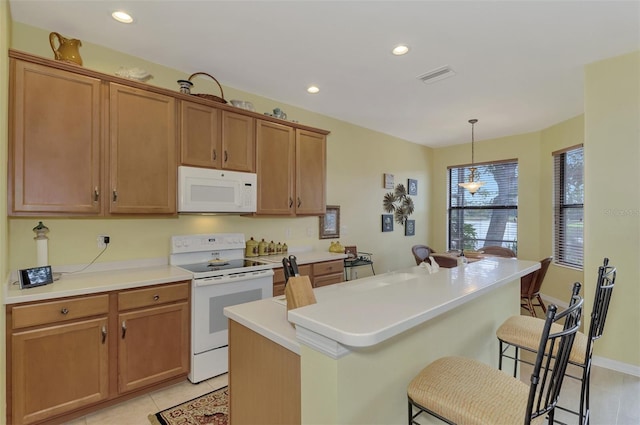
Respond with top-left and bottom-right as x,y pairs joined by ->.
225,257 -> 539,356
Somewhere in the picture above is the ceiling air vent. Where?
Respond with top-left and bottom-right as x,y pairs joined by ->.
417,66 -> 456,84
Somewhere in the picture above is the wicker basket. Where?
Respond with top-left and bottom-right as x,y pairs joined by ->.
187,72 -> 227,104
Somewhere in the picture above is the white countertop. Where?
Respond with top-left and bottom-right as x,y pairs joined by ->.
251,251 -> 347,266
225,258 -> 539,357
4,264 -> 192,304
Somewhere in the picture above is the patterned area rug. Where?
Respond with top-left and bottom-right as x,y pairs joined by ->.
149,386 -> 228,425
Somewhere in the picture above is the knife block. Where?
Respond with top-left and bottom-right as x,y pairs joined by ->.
285,276 -> 317,311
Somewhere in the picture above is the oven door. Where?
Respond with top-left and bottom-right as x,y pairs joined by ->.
192,269 -> 273,354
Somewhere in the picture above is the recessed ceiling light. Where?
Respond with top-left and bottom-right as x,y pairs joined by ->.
112,11 -> 133,24
307,86 -> 320,94
392,45 -> 409,56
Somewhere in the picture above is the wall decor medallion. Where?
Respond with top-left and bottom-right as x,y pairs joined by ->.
383,183 -> 415,225
405,220 -> 415,236
382,214 -> 394,232
408,179 -> 418,196
319,205 -> 340,239
384,173 -> 395,189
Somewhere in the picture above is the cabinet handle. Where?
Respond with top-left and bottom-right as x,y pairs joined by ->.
213,149 -> 217,161
112,189 -> 118,202
60,308 -> 69,315
297,197 -> 302,208
101,325 -> 107,344
153,295 -> 160,301
121,321 -> 127,339
93,187 -> 99,202
289,197 -> 293,208
224,150 -> 228,163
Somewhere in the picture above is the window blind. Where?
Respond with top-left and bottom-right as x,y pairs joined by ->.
448,160 -> 518,252
553,146 -> 584,268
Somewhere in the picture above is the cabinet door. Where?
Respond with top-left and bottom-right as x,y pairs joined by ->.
256,120 -> 295,215
9,59 -> 102,215
296,129 -> 326,215
180,100 -> 221,168
118,302 -> 189,393
11,318 -> 109,425
222,111 -> 255,172
109,83 -> 177,214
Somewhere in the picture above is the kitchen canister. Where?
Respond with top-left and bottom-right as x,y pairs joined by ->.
245,237 -> 259,257
258,239 -> 268,256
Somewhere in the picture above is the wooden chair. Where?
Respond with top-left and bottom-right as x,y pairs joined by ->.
408,294 -> 584,425
411,245 -> 435,266
520,257 -> 552,317
481,245 -> 516,257
497,258 -> 617,425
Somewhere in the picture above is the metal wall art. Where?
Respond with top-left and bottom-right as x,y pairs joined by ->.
383,183 -> 415,226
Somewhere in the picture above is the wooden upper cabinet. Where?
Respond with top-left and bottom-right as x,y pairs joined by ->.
9,59 -> 102,215
295,129 -> 326,215
180,101 -> 255,172
109,83 -> 177,214
180,100 -> 221,168
222,111 -> 255,172
256,120 -> 296,215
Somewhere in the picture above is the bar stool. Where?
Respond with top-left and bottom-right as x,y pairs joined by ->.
497,258 -> 616,424
408,295 -> 584,425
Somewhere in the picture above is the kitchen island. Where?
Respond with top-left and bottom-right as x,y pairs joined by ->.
224,257 -> 539,425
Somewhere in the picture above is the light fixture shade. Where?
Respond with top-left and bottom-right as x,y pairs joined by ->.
460,120 -> 485,195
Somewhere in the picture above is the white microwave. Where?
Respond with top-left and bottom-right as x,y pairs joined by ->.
178,166 -> 257,213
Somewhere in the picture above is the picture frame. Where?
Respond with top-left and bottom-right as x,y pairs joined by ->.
408,178 -> 418,195
405,219 -> 415,236
382,214 -> 394,232
344,245 -> 358,260
319,205 -> 340,239
384,173 -> 395,189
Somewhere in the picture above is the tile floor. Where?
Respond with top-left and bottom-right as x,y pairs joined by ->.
65,363 -> 638,425
63,374 -> 228,425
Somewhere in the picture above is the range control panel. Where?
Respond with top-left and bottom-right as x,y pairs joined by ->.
170,233 -> 245,254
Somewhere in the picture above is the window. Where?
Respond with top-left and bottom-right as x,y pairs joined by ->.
448,160 -> 518,252
553,145 -> 584,268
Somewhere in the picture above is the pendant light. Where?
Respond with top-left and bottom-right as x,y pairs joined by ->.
458,119 -> 485,195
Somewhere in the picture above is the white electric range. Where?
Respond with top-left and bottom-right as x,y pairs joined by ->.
170,233 -> 274,383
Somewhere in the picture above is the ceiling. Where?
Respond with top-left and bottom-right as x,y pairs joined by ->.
8,1 -> 640,147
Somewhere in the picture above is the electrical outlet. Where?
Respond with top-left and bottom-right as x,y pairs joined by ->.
97,235 -> 110,248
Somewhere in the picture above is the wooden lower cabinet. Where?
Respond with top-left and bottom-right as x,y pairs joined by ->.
312,259 -> 344,288
272,259 -> 344,295
11,317 -> 109,425
118,302 -> 189,393
229,320 -> 300,425
6,281 -> 191,425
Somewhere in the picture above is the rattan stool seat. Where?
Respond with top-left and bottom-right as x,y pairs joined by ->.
408,356 -> 545,425
497,315 -> 587,364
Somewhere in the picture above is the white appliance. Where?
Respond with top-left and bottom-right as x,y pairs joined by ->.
170,233 -> 273,383
178,166 -> 257,213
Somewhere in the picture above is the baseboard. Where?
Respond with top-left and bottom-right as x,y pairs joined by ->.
540,293 -> 640,377
592,355 -> 640,377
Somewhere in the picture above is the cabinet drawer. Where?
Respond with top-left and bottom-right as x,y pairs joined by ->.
12,294 -> 109,329
313,260 -> 344,276
118,281 -> 189,311
313,273 -> 344,288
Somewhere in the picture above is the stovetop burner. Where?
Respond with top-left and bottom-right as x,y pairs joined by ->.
177,259 -> 271,274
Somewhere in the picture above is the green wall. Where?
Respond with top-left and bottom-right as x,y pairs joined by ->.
584,51 -> 640,368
